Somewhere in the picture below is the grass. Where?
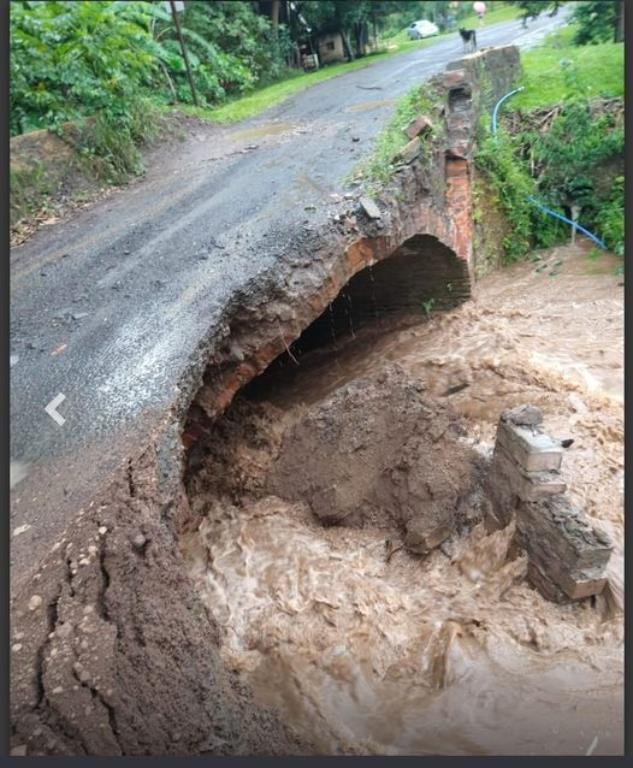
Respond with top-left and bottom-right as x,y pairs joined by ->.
179,52 -> 398,124
177,4 -> 523,126
353,83 -> 441,191
510,24 -> 624,110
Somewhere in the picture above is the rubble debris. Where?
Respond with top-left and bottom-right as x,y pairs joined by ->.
404,115 -> 433,140
267,366 -> 478,546
395,137 -> 421,165
358,196 -> 381,220
405,511 -> 452,555
502,404 -> 543,427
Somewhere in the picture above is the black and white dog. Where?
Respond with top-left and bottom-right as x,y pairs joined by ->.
459,28 -> 477,53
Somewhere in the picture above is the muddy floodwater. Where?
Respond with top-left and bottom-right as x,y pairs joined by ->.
181,243 -> 623,756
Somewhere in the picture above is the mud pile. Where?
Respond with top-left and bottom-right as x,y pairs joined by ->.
268,367 -> 484,542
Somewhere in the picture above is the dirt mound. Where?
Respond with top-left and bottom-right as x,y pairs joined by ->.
268,365 -> 485,550
10,446 -> 313,757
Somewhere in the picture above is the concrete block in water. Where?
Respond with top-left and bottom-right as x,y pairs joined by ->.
517,495 -> 613,602
485,404 -> 612,602
496,419 -> 563,473
492,443 -> 566,502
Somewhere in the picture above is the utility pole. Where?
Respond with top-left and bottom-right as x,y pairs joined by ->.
169,0 -> 199,107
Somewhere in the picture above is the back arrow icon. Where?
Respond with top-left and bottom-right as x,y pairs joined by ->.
45,393 -> 66,426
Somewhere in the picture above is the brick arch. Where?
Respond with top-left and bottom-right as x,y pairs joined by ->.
293,233 -> 468,354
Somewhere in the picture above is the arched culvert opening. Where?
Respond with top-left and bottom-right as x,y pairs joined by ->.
276,234 -> 469,361
185,232 -> 471,433
182,231 -> 474,512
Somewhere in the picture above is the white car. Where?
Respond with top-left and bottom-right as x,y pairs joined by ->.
407,20 -> 440,39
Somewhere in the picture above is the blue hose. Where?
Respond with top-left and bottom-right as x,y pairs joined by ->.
526,196 -> 607,249
491,86 -> 524,137
490,88 -> 607,250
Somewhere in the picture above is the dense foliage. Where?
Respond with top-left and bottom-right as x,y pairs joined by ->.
10,1 -> 294,133
10,0 -> 293,178
475,96 -> 624,261
571,0 -> 624,44
10,1 -> 158,135
508,0 -> 624,43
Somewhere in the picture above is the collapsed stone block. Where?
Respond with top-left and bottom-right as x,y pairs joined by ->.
517,496 -> 613,603
485,405 -> 612,603
404,115 -> 433,140
491,442 -> 566,502
496,419 -> 563,473
395,137 -> 421,165
358,196 -> 381,220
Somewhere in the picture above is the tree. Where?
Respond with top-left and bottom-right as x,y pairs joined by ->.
507,1 -> 565,27
572,0 -> 624,44
508,0 -> 624,42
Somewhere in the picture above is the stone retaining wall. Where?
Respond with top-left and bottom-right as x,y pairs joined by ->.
485,405 -> 613,603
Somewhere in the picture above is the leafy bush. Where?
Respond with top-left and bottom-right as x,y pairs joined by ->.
595,175 -> 624,255
477,92 -> 623,263
11,1 -> 166,181
475,128 -> 540,261
10,1 -> 160,135
572,0 -> 623,45
533,98 -> 623,212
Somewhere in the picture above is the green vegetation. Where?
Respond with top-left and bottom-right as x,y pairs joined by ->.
594,175 -> 624,255
10,163 -> 52,227
510,25 -> 624,110
353,83 -> 440,191
509,0 -> 624,44
10,0 -> 295,180
475,20 -> 624,262
475,124 -> 571,262
183,51 -> 396,124
11,1 -> 168,181
421,298 -> 435,315
571,0 -> 624,44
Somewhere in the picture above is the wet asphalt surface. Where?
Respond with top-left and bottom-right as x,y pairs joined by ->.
10,12 -> 568,579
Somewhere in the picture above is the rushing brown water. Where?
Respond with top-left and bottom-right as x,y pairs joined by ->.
182,242 -> 624,756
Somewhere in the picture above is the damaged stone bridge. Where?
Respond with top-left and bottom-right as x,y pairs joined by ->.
11,45 -> 534,757
195,45 -> 521,422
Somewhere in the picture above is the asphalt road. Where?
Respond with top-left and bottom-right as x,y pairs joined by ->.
10,10 -> 569,578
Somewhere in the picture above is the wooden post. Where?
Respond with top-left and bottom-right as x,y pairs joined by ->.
169,0 -> 199,107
